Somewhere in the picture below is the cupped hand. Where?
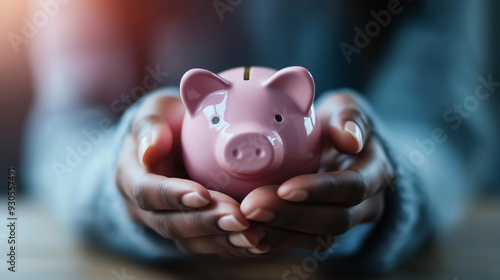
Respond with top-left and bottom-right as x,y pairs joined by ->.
115,90 -> 267,257
239,91 -> 394,251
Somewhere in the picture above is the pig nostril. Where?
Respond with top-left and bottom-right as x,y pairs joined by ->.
255,148 -> 263,157
232,149 -> 241,158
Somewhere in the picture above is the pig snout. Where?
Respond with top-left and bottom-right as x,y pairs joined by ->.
218,132 -> 283,178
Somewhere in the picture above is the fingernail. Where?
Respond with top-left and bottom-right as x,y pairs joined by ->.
229,233 -> 254,248
282,190 -> 308,202
138,133 -> 153,165
344,120 -> 363,153
245,208 -> 275,222
248,247 -> 269,254
181,192 -> 210,208
218,215 -> 248,232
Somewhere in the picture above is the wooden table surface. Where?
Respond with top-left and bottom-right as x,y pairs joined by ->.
1,196 -> 499,280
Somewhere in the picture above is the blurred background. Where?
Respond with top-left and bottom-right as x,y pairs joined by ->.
0,1 -> 32,180
0,0 -> 499,279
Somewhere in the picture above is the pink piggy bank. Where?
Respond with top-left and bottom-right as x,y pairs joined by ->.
180,66 -> 322,201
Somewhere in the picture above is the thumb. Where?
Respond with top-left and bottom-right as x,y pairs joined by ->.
323,93 -> 371,154
133,116 -> 174,166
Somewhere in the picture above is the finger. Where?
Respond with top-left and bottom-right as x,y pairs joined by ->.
175,236 -> 259,257
278,138 -> 393,205
175,226 -> 268,255
278,170 -> 370,206
132,173 -> 212,210
116,136 -> 211,210
255,224 -> 336,251
357,191 -> 385,224
132,115 -> 173,166
319,92 -> 370,154
242,186 -> 384,236
136,191 -> 250,240
131,93 -> 185,167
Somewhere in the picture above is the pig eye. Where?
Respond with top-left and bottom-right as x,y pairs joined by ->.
212,116 -> 220,125
274,114 -> 283,122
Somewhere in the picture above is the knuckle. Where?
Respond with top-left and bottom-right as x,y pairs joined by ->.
155,182 -> 175,208
156,215 -> 183,240
333,208 -> 354,235
209,235 -> 231,252
133,182 -> 153,210
195,211 -> 215,235
133,175 -> 174,210
348,170 -> 368,205
317,175 -> 336,202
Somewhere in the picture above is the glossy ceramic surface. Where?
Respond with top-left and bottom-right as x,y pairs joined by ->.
180,66 -> 322,201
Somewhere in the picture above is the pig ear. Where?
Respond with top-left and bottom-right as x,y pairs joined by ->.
180,68 -> 230,116
263,66 -> 315,114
